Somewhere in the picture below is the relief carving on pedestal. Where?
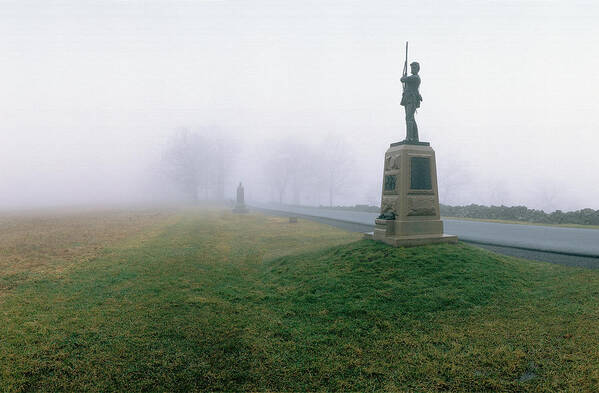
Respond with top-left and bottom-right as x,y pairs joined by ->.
385,154 -> 401,171
381,197 -> 399,216
407,196 -> 436,216
383,174 -> 397,195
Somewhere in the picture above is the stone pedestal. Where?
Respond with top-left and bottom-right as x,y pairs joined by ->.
373,141 -> 457,247
232,204 -> 249,213
233,182 -> 249,214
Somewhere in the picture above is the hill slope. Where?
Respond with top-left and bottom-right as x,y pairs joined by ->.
1,208 -> 598,391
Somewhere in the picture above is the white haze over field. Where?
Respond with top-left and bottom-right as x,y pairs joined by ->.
1,0 -> 599,211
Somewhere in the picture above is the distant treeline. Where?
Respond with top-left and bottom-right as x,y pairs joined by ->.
319,204 -> 599,226
440,204 -> 599,226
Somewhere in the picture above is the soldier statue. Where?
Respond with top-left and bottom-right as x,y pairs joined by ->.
233,182 -> 249,213
236,182 -> 245,205
400,61 -> 422,142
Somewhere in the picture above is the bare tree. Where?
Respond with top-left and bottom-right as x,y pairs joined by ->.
161,127 -> 235,202
161,128 -> 206,201
534,180 -> 560,212
264,145 -> 293,204
437,157 -> 472,206
288,142 -> 318,205
261,135 -> 354,207
319,134 -> 353,207
262,139 -> 314,205
202,130 -> 235,201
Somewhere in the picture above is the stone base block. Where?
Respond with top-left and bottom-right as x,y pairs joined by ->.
375,233 -> 458,248
374,219 -> 443,237
363,232 -> 374,240
394,220 -> 443,236
232,205 -> 249,213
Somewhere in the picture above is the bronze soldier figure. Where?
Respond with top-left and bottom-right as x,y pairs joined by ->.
236,182 -> 245,205
400,61 -> 422,142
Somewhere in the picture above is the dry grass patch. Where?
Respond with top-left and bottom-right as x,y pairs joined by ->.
0,208 -> 178,289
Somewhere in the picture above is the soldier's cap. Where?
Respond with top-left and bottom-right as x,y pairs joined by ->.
410,61 -> 420,68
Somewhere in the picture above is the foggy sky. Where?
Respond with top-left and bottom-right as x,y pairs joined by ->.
1,1 -> 599,211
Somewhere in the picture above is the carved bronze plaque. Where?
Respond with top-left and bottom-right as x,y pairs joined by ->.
410,157 -> 432,190
384,175 -> 397,192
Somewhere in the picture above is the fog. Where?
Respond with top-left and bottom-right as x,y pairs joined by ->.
2,1 -> 598,212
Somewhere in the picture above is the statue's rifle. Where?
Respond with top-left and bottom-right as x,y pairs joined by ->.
402,41 -> 408,89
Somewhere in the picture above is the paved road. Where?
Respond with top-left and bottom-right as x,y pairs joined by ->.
251,204 -> 599,267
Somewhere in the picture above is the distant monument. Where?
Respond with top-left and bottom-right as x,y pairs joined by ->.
372,42 -> 457,247
232,182 -> 249,213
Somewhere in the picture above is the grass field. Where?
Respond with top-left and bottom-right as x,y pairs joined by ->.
1,207 -> 599,392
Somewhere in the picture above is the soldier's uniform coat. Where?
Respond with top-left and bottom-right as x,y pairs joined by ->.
400,74 -> 422,108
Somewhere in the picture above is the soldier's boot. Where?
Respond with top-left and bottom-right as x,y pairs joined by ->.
406,121 -> 417,141
412,121 -> 419,141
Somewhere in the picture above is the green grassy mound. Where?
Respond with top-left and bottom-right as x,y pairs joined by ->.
258,241 -> 599,391
1,209 -> 598,392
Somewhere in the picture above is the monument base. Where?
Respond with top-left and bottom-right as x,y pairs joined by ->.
232,204 -> 249,214
373,218 -> 457,247
374,232 -> 458,247
371,142 -> 458,247
374,218 -> 443,236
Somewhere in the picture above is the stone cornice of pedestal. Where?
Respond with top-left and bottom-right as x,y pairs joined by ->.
390,140 -> 430,147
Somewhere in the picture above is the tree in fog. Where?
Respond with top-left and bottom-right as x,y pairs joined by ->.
207,135 -> 235,200
288,142 -> 319,205
437,157 -> 472,206
161,127 -> 234,201
263,140 -> 324,205
161,129 -> 204,200
319,134 -> 353,207
261,135 -> 354,207
264,142 -> 294,204
534,180 -> 560,212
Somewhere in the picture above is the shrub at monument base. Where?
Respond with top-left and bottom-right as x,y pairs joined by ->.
1,208 -> 598,391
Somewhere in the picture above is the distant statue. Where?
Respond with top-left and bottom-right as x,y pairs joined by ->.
233,182 -> 248,213
400,61 -> 422,142
236,182 -> 245,205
